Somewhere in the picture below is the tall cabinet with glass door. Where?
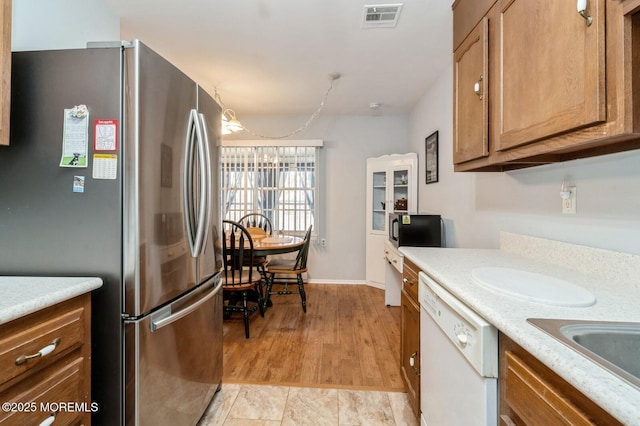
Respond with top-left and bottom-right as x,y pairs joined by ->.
365,153 -> 418,290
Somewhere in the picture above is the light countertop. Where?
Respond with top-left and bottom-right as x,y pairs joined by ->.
400,233 -> 640,425
0,276 -> 103,325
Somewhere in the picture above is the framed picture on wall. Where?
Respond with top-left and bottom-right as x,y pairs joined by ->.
425,130 -> 439,184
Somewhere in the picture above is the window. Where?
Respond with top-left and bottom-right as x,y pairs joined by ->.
220,140 -> 322,236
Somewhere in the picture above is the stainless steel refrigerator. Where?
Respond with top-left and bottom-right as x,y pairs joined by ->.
0,40 -> 223,425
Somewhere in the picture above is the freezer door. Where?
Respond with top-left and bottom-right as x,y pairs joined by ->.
124,275 -> 223,426
123,41 -> 200,316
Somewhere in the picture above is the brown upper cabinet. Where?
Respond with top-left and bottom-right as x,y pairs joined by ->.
497,0 -> 606,151
454,17 -> 489,164
0,0 -> 11,147
453,0 -> 640,171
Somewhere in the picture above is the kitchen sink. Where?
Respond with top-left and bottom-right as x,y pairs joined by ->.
527,318 -> 640,390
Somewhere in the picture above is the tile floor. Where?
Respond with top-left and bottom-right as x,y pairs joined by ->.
198,383 -> 420,426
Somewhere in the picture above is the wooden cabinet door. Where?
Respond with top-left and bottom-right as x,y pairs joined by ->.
0,0 -> 10,146
499,333 -> 622,426
454,17 -> 489,164
400,290 -> 420,417
497,0 -> 605,151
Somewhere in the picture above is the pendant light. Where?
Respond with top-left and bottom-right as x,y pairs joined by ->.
221,109 -> 243,134
216,72 -> 340,139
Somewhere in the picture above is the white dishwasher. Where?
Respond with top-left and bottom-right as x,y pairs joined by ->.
418,271 -> 499,426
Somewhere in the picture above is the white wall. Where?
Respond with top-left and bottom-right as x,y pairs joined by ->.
12,0 -> 119,51
13,0 -> 640,284
225,114 -> 409,282
409,46 -> 640,255
13,1 -> 412,283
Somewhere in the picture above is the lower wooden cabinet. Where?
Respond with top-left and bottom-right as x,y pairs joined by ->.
0,294 -> 92,425
499,333 -> 621,426
401,258 -> 420,417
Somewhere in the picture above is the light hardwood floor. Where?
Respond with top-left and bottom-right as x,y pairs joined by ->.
222,283 -> 404,391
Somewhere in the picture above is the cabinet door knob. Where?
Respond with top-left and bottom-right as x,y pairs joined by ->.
474,75 -> 484,100
409,351 -> 420,375
577,0 -> 593,26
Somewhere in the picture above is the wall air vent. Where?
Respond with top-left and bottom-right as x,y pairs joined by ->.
362,4 -> 403,28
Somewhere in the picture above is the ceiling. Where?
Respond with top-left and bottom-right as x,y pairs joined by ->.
103,0 -> 452,118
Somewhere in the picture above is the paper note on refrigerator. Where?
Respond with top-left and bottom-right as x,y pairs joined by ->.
92,154 -> 118,180
59,105 -> 89,168
94,119 -> 118,151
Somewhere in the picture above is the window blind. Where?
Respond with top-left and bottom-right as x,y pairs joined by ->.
220,141 -> 321,237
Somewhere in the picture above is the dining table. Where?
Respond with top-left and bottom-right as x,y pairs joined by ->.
232,232 -> 304,309
247,227 -> 304,257
224,230 -> 304,258
249,234 -> 305,256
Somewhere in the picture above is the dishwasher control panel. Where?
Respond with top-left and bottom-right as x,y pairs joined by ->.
419,271 -> 498,378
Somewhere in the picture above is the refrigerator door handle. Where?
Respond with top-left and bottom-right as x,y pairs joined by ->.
192,110 -> 208,257
197,112 -> 212,256
184,109 -> 197,257
183,109 -> 208,258
150,277 -> 222,332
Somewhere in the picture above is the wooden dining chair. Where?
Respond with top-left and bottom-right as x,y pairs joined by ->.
222,220 -> 265,338
239,212 -> 273,237
263,225 -> 312,313
239,212 -> 273,278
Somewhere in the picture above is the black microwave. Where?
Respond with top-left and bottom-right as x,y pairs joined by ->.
389,214 -> 442,248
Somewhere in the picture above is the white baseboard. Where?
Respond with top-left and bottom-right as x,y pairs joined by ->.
367,281 -> 384,290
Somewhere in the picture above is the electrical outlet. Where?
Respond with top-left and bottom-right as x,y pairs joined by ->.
320,238 -> 327,247
562,186 -> 577,214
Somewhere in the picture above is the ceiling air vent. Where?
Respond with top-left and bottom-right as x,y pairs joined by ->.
362,4 -> 403,28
